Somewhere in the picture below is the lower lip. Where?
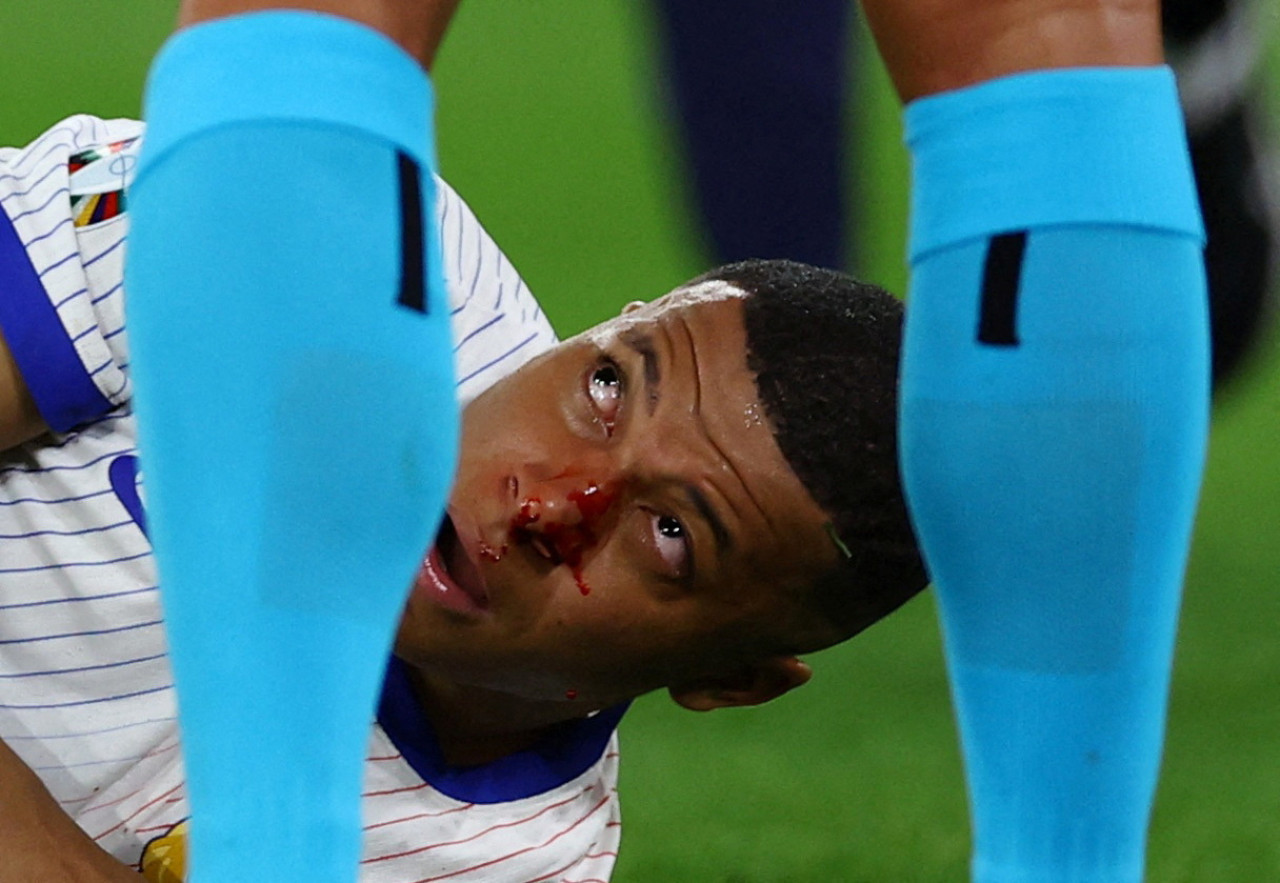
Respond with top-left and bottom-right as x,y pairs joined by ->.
412,546 -> 489,617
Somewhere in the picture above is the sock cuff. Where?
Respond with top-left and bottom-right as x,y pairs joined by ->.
905,66 -> 1203,261
139,11 -> 434,174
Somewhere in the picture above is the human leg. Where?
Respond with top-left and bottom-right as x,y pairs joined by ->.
126,13 -> 456,881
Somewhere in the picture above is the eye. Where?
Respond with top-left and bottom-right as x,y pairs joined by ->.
650,512 -> 691,579
587,360 -> 624,434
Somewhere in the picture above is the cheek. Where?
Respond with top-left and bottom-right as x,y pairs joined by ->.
542,558 -> 657,643
560,555 -> 702,652
546,609 -> 693,695
459,400 -> 526,459
460,369 -> 549,441
458,388 -> 579,478
452,426 -> 542,504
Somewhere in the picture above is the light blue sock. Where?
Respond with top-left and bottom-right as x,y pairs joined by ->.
900,67 -> 1209,882
125,13 -> 456,882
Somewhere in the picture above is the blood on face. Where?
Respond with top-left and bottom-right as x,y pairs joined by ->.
509,481 -> 620,596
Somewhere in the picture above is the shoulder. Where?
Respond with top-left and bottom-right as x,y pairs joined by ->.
0,117 -> 140,441
432,177 -> 559,403
357,724 -> 620,881
2,116 -> 142,202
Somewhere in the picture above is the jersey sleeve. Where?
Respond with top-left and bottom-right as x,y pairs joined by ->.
0,118 -> 550,435
0,115 -> 141,433
434,177 -> 559,404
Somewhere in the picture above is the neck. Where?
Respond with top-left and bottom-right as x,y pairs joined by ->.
399,662 -> 593,768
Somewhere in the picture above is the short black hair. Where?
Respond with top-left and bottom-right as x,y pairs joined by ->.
693,259 -> 928,645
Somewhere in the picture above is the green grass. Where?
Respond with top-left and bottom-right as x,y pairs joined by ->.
2,1 -> 1278,879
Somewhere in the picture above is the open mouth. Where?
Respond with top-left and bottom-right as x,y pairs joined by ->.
413,514 -> 491,616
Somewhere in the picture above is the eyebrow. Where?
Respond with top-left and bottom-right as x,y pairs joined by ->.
620,327 -> 733,563
620,328 -> 660,416
685,483 -> 733,558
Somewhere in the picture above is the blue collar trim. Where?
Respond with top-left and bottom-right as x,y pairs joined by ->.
377,656 -> 627,804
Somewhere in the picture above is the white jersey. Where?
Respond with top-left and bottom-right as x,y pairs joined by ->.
0,116 -> 621,882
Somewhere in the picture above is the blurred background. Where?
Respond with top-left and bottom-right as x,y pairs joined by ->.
2,2 -> 1277,879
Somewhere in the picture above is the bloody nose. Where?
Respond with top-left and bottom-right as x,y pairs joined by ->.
509,478 -> 620,569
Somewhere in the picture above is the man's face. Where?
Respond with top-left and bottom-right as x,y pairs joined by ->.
395,282 -> 839,709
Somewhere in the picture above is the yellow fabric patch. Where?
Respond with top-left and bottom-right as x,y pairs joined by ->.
140,819 -> 189,883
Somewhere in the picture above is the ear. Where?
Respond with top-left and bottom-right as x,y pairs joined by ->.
621,300 -> 646,315
668,657 -> 813,712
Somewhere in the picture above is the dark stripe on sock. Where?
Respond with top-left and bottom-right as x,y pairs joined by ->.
396,150 -> 427,314
978,231 -> 1027,346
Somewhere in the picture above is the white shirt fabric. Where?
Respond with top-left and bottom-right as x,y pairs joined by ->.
0,115 -> 621,883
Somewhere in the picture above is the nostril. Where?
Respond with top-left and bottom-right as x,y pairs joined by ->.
514,497 -> 542,528
529,535 -> 557,562
512,526 -> 561,566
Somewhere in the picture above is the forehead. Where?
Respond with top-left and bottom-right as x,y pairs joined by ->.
580,279 -> 749,347
587,280 -> 838,606
577,282 -> 760,429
